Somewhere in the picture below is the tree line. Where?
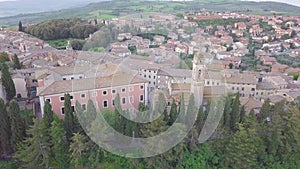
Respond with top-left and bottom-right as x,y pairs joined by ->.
1,92 -> 300,168
24,18 -> 101,40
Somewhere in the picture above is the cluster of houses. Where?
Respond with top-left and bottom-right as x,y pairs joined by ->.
1,12 -> 300,119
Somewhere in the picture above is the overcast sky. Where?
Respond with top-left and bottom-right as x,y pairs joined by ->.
0,0 -> 299,7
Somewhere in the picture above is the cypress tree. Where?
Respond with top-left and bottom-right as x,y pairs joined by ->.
13,54 -> 21,70
195,106 -> 208,134
43,100 -> 53,128
18,21 -> 23,32
23,108 -> 34,132
51,118 -> 70,169
0,98 -> 12,155
240,105 -> 246,123
186,94 -> 196,125
1,64 -> 16,102
114,93 -> 122,132
63,93 -> 74,143
178,93 -> 186,124
230,93 -> 240,132
169,99 -> 178,125
15,119 -> 52,168
258,99 -> 271,123
85,100 -> 97,129
9,99 -> 25,150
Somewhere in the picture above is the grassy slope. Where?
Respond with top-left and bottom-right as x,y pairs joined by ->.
0,0 -> 300,26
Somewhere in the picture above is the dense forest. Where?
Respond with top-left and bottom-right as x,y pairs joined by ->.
24,18 -> 101,40
0,92 -> 300,169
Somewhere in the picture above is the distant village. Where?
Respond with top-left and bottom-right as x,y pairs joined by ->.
1,11 -> 300,119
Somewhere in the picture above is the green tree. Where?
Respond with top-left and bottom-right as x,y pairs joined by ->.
258,99 -> 271,123
223,123 -> 264,169
23,108 -> 34,132
1,63 -> 16,102
179,143 -> 219,169
230,93 -> 240,131
0,98 -> 12,155
18,21 -> 23,32
64,93 -> 75,143
169,99 -> 178,125
195,106 -> 207,135
178,93 -> 186,124
43,100 -> 53,128
9,99 -> 25,151
229,62 -> 234,69
0,52 -> 10,63
13,54 -> 21,69
51,118 -> 70,169
15,119 -> 52,168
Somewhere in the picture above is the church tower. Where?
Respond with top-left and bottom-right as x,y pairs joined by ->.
191,55 -> 205,108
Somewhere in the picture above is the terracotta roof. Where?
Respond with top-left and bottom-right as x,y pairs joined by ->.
38,72 -> 148,96
240,97 -> 263,112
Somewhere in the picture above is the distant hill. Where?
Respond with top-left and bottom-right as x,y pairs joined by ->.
0,0 -> 108,17
1,0 -> 300,26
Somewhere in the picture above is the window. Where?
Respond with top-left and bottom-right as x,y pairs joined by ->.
251,88 -> 255,91
207,81 -> 210,85
153,76 -> 156,79
112,99 -> 115,106
140,85 -> 144,90
112,89 -> 116,94
149,75 -> 151,78
70,95 -> 73,100
121,88 -> 126,93
61,106 -> 74,114
242,87 -> 244,91
122,98 -> 126,104
62,78 -> 66,80
46,98 -> 51,103
232,87 -> 234,90
130,96 -> 134,103
79,76 -> 83,79
81,93 -> 86,98
60,96 -> 64,101
92,92 -> 97,97
144,75 -> 146,78
82,104 -> 86,111
102,90 -> 107,95
71,77 -> 74,80
140,95 -> 144,102
103,100 -> 108,108
237,87 -> 239,90
129,87 -> 133,92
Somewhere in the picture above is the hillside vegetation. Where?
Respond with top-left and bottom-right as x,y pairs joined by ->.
24,18 -> 101,40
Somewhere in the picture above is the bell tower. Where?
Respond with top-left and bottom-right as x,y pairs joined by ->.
191,55 -> 205,108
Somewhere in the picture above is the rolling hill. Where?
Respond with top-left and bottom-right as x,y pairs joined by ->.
1,0 -> 300,26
